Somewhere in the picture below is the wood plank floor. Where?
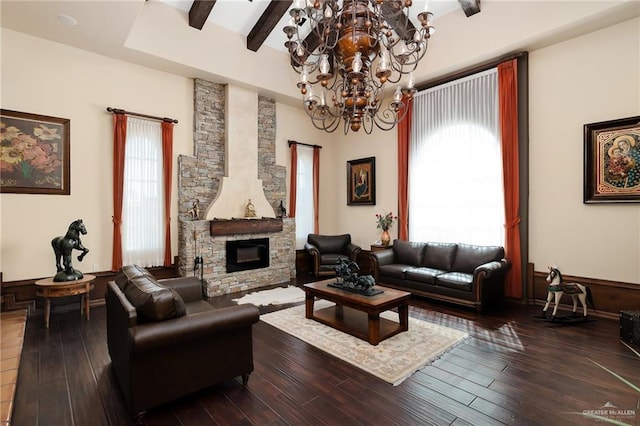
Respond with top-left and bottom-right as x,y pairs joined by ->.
11,279 -> 640,426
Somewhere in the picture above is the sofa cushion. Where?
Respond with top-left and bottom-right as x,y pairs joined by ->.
379,264 -> 415,279
392,240 -> 427,267
404,267 -> 443,285
114,264 -> 156,291
452,244 -> 505,274
436,272 -> 473,292
308,234 -> 350,254
423,243 -> 458,271
319,253 -> 349,266
119,266 -> 187,322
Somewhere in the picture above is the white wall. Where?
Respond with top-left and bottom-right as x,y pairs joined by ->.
529,18 -> 640,283
0,29 -> 193,281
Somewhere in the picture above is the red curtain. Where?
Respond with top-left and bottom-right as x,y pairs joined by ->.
397,95 -> 413,241
498,59 -> 523,299
161,121 -> 174,267
313,146 -> 320,233
112,114 -> 127,271
288,143 -> 298,218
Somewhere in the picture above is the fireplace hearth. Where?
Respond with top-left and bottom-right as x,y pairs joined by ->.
226,238 -> 269,273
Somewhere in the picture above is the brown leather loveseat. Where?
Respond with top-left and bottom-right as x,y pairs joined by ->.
305,233 -> 362,278
106,265 -> 260,421
371,240 -> 511,312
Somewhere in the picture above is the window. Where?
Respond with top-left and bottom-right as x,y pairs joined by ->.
409,68 -> 505,246
122,117 -> 165,266
294,145 -> 314,249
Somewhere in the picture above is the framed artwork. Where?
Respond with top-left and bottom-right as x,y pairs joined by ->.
1,109 -> 70,195
583,115 -> 640,203
347,156 -> 376,205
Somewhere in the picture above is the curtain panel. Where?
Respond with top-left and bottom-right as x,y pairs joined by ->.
498,59 -> 523,299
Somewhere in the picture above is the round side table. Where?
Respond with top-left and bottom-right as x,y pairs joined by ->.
35,274 -> 96,328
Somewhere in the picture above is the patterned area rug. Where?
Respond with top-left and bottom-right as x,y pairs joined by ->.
232,286 -> 306,306
261,300 -> 468,385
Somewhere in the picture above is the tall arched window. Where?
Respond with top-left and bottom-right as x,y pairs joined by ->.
409,68 -> 505,246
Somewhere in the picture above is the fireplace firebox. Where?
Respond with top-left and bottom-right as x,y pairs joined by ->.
226,238 -> 269,272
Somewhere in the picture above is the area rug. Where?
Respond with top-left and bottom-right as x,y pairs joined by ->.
232,286 -> 306,306
261,301 -> 468,385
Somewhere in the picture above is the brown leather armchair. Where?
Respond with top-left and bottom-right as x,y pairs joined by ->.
106,265 -> 259,422
304,234 -> 362,278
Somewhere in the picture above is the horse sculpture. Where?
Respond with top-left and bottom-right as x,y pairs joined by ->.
51,219 -> 90,282
542,265 -> 594,319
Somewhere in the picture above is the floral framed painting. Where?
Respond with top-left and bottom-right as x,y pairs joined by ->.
584,115 -> 640,203
1,109 -> 70,195
347,156 -> 376,205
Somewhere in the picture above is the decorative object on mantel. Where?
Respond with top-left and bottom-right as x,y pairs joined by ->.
376,211 -> 397,247
283,0 -> 435,133
329,258 -> 382,296
1,109 -> 70,195
51,219 -> 90,282
277,200 -> 287,218
186,199 -> 200,220
245,199 -> 257,218
583,115 -> 640,203
209,217 -> 283,236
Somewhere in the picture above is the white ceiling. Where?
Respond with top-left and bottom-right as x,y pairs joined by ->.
158,0 -> 463,53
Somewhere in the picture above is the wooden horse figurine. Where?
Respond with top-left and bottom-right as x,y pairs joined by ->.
542,265 -> 594,319
51,219 -> 90,282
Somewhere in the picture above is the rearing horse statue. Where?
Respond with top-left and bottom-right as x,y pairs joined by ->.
51,219 -> 90,282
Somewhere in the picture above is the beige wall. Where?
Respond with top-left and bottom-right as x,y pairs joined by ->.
2,16 -> 639,285
529,18 -> 640,283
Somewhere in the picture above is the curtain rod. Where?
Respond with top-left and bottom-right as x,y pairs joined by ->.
106,107 -> 178,124
288,140 -> 322,149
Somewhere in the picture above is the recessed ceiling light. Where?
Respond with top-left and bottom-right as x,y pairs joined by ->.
56,13 -> 77,26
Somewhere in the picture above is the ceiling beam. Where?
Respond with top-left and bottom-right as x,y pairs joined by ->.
189,0 -> 217,30
458,0 -> 481,17
247,0 -> 293,52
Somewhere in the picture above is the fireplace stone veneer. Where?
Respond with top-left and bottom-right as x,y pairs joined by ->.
179,218 -> 295,297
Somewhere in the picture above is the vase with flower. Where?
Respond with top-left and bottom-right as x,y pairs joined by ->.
375,212 -> 397,247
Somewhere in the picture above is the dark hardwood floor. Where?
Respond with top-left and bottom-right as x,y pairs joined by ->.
11,277 -> 640,426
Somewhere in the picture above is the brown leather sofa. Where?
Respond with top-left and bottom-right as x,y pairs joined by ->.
304,233 -> 362,278
371,239 -> 511,312
106,265 -> 260,422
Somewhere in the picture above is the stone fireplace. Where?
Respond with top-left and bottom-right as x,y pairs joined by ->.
177,79 -> 295,297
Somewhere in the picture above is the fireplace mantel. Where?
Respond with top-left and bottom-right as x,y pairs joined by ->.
209,217 -> 283,236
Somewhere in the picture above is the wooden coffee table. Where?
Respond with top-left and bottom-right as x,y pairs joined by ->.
303,280 -> 411,345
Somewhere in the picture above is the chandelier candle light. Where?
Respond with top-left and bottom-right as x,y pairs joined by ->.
283,0 -> 435,134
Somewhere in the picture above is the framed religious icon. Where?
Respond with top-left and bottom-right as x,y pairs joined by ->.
1,109 -> 70,195
583,116 -> 640,203
347,157 -> 376,205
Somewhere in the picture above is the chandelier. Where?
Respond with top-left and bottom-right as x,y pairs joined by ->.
283,0 -> 435,134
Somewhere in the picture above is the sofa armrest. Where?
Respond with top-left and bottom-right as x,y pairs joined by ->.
159,276 -> 203,303
129,304 -> 260,354
473,259 -> 511,280
345,243 -> 362,259
304,242 -> 320,256
371,249 -> 395,266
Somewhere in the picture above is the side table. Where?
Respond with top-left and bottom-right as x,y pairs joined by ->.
35,274 -> 96,328
370,244 -> 392,252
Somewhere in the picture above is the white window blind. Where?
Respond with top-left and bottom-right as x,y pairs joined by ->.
409,68 -> 505,246
122,117 -> 165,266
295,145 -> 314,249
